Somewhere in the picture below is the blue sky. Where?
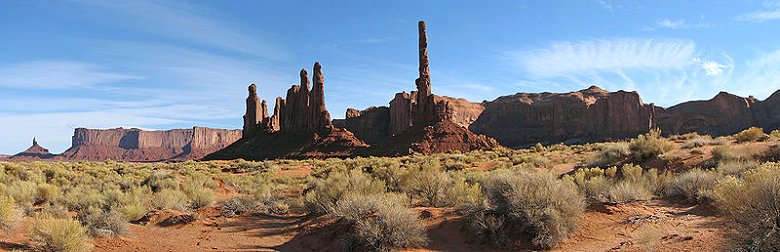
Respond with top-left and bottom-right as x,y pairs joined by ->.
2,0 -> 780,153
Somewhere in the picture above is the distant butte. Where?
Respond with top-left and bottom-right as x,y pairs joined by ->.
9,138 -> 55,160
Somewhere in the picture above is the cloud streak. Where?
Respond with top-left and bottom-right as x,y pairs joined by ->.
511,39 -> 697,78
0,60 -> 137,89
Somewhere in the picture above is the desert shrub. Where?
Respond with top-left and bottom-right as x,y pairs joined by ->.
769,129 -> 780,140
570,165 -> 656,203
36,183 -> 60,204
304,170 -> 386,214
4,180 -> 39,206
29,216 -> 92,252
666,169 -> 720,203
401,167 -> 452,207
151,189 -> 189,211
218,196 -> 256,217
0,196 -> 22,233
448,177 -> 485,210
182,184 -> 215,209
734,127 -> 766,143
116,202 -> 147,222
143,171 -> 179,192
607,181 -> 652,203
77,208 -> 128,237
629,129 -> 674,162
335,193 -> 426,251
715,159 -> 758,177
586,143 -> 629,167
714,164 -> 780,250
711,146 -> 753,164
680,137 -> 711,149
468,170 -> 585,249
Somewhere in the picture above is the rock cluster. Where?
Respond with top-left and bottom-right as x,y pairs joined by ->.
339,21 -> 500,155
204,63 -> 367,161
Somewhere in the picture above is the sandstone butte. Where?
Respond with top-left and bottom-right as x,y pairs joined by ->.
6,127 -> 241,162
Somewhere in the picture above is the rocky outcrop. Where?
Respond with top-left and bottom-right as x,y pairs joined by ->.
342,21 -> 500,155
59,127 -> 241,161
655,92 -> 757,136
470,86 -> 654,147
9,138 -> 55,160
204,63 -> 367,161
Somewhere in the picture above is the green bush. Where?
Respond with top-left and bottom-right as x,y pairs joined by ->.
734,127 -> 766,143
468,170 -> 585,249
715,164 -> 780,250
629,129 -> 674,162
29,216 -> 93,252
0,196 -> 22,233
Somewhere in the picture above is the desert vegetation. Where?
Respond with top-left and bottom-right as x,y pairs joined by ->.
0,128 -> 779,250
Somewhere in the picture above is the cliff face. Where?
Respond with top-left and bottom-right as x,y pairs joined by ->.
204,62 -> 368,161
470,86 -> 654,147
60,127 -> 241,161
655,92 -> 757,136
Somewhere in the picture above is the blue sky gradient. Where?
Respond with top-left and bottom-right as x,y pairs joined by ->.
2,0 -> 780,153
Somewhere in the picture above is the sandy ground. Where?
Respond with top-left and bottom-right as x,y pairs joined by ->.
0,199 -> 730,252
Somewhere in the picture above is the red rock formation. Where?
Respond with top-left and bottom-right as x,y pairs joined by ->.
655,92 -> 757,136
341,20 -> 500,155
470,86 -> 654,147
205,62 -> 367,161
9,138 -> 55,160
59,127 -> 241,161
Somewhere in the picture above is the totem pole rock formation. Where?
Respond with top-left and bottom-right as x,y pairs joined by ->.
337,20 -> 500,155
205,62 -> 366,161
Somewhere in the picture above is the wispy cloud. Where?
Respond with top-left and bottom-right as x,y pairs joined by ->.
502,38 -> 740,107
0,61 -> 137,89
510,39 -> 697,78
736,1 -> 780,22
592,0 -> 614,12
70,0 -> 289,60
647,18 -> 712,30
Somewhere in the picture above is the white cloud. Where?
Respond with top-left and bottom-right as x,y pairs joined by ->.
701,60 -> 727,76
511,39 -> 697,78
736,2 -> 780,22
653,18 -> 712,30
0,61 -> 137,89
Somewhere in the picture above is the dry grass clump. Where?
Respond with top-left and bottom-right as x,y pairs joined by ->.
734,127 -> 766,143
586,143 -> 629,167
29,216 -> 93,252
77,208 -> 128,237
466,170 -> 585,249
629,129 -> 674,162
665,169 -> 720,203
304,170 -> 386,214
568,164 -> 664,203
714,163 -> 780,250
336,193 -> 426,251
0,196 -> 22,233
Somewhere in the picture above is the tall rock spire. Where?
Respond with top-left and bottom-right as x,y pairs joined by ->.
416,20 -> 431,97
243,83 -> 262,137
312,62 -> 332,130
